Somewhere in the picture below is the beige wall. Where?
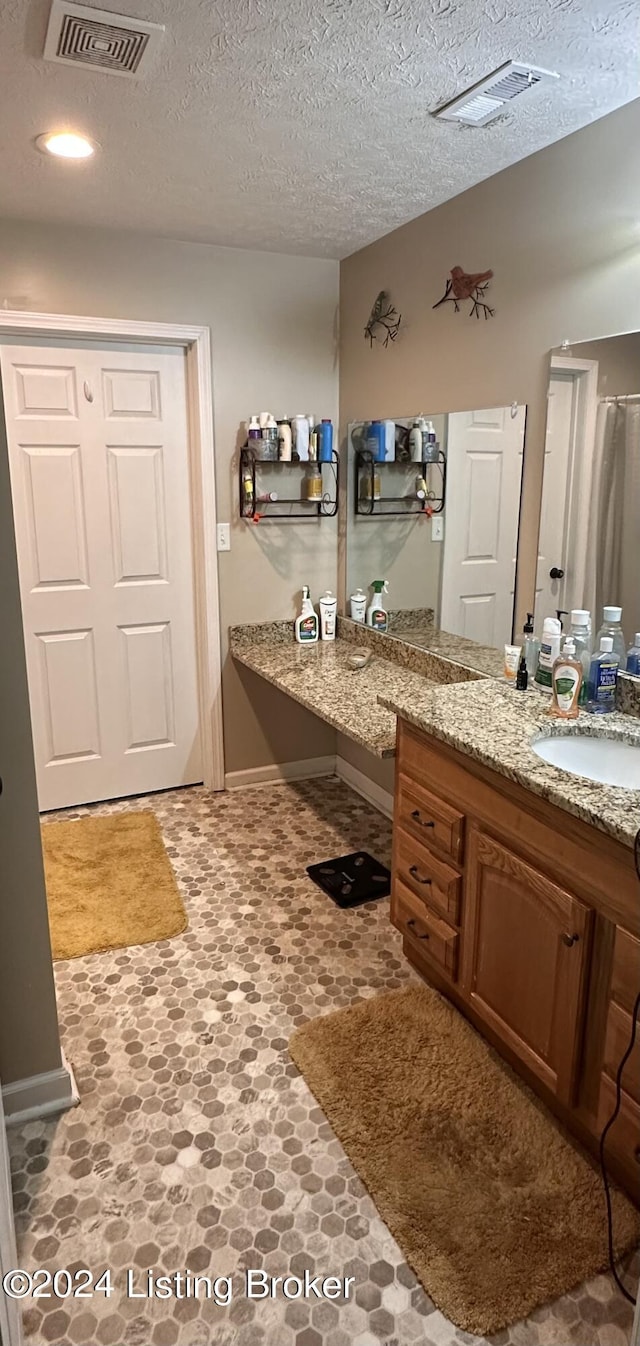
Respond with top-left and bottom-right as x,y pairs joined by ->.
0,386 -> 63,1086
0,219 -> 340,775
558,332 -> 640,397
339,98 -> 640,644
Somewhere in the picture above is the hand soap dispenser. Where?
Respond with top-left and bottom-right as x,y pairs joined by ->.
366,580 -> 389,632
548,637 -> 582,718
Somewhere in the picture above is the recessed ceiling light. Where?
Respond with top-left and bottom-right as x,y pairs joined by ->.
36,131 -> 97,159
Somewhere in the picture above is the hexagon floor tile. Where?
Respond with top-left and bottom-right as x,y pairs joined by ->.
8,780 -> 639,1345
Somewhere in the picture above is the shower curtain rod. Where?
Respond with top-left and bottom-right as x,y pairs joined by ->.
601,392 -> 640,402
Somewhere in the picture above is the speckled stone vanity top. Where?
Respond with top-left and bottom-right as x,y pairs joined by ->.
379,678 -> 640,849
338,616 -> 503,679
230,626 -> 441,757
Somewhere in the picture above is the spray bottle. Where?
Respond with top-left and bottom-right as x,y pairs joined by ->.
366,580 -> 389,632
295,587 -> 319,644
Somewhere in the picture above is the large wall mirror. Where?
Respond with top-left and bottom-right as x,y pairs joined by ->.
539,333 -> 640,645
346,405 -> 527,662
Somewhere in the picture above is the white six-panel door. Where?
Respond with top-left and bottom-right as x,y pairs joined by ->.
440,405 -> 526,647
1,344 -> 202,811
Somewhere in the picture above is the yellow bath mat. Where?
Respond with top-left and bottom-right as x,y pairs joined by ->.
41,811 -> 187,960
289,983 -> 640,1335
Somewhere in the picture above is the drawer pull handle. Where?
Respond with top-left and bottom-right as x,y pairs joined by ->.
634,1146 -> 640,1165
407,918 -> 429,940
409,865 -> 432,885
562,932 -> 579,947
411,810 -> 435,828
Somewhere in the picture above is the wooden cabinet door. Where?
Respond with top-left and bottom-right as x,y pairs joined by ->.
461,828 -> 592,1105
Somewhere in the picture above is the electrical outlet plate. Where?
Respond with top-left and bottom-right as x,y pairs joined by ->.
216,523 -> 231,552
431,515 -> 444,542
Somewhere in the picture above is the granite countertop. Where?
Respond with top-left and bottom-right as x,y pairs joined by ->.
231,627 -> 439,757
382,624 -> 505,679
379,678 -> 640,849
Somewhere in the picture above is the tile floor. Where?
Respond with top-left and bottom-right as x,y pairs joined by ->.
8,779 -> 638,1346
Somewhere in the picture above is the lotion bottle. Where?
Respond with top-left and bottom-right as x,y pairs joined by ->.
350,589 -> 367,622
295,587 -> 319,644
548,637 -> 582,719
319,591 -> 337,640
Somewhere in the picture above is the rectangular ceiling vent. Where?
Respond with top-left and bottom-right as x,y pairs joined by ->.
43,0 -> 165,78
434,61 -> 559,127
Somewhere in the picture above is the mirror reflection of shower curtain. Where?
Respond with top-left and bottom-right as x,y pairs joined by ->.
585,401 -> 640,636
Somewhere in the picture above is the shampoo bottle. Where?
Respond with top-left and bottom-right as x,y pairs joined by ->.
548,637 -> 582,719
277,419 -> 292,461
295,587 -> 319,644
319,591 -> 337,640
318,419 -> 334,463
534,617 -> 562,693
367,579 -> 389,631
409,417 -> 427,462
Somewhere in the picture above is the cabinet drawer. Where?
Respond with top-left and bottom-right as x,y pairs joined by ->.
396,827 -> 462,925
392,880 -> 459,981
604,1001 -> 640,1107
598,1076 -> 640,1181
611,926 -> 640,1015
396,772 -> 465,864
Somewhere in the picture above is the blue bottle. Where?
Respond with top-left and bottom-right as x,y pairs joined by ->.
586,637 -> 619,714
366,420 -> 385,461
318,419 -> 334,463
625,633 -> 640,675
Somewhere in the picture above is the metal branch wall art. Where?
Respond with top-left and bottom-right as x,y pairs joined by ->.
364,290 -> 402,347
433,265 -> 495,320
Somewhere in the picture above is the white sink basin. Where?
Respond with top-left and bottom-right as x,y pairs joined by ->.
532,734 -> 640,789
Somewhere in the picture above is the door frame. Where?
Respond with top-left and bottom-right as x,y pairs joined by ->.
0,309 -> 224,792
0,1083 -> 23,1346
544,355 -> 598,614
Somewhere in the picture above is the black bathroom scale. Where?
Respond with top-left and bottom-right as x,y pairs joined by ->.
306,851 -> 391,908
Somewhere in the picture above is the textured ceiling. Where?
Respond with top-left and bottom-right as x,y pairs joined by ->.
0,0 -> 638,258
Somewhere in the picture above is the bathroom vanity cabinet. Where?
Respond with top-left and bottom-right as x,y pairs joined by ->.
391,719 -> 640,1201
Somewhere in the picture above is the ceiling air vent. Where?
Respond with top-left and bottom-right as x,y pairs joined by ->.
434,61 -> 559,127
43,0 -> 165,78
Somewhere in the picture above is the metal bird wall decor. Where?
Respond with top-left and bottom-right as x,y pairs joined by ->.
364,290 -> 402,347
433,265 -> 495,320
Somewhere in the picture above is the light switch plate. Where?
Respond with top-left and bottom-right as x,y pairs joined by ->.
431,515 -> 444,542
216,522 -> 231,552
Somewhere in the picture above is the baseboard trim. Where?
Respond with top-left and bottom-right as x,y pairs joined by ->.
335,755 -> 394,819
225,756 -> 336,790
2,1052 -> 79,1126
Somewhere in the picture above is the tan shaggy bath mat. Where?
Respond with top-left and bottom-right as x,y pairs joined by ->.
289,983 -> 640,1335
42,811 -> 187,960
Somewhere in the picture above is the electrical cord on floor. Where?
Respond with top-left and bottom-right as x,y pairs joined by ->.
598,824 -> 640,1306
